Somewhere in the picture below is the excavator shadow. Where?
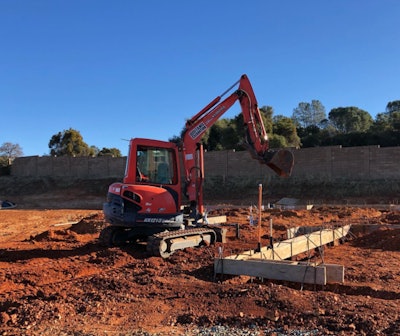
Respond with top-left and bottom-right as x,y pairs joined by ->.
119,242 -> 149,259
0,242 -> 103,263
182,264 -> 216,282
0,241 -> 152,264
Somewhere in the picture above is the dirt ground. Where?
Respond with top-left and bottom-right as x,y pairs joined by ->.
0,200 -> 399,335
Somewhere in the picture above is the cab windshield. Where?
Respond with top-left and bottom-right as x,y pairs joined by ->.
136,146 -> 176,184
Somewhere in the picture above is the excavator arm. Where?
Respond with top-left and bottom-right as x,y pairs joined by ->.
181,74 -> 294,215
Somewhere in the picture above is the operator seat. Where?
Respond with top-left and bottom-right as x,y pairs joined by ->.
157,162 -> 170,184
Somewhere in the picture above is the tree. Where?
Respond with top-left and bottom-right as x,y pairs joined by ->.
292,100 -> 326,128
168,135 -> 182,145
386,100 -> 400,114
272,115 -> 301,148
371,100 -> 400,133
389,111 -> 400,131
0,142 -> 23,166
328,107 -> 373,133
371,113 -> 392,133
89,146 -> 100,157
268,134 -> 288,148
48,128 -> 91,157
98,147 -> 122,157
206,119 -> 240,151
258,106 -> 274,134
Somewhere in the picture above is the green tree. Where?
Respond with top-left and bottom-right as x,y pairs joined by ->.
386,100 -> 400,114
268,134 -> 287,148
292,100 -> 326,128
98,147 -> 122,157
168,135 -> 182,145
48,128 -> 91,157
328,107 -> 373,133
371,113 -> 392,133
372,101 -> 400,133
206,119 -> 240,151
390,111 -> 400,131
272,115 -> 301,148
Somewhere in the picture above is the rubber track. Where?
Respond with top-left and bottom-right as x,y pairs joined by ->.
147,227 -> 217,258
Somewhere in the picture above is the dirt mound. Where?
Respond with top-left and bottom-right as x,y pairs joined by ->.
28,213 -> 106,242
28,229 -> 79,242
69,213 -> 106,234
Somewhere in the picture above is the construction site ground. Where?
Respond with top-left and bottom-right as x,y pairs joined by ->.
0,189 -> 399,335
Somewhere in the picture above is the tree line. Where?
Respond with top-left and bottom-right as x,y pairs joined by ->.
1,99 -> 399,169
170,99 -> 400,150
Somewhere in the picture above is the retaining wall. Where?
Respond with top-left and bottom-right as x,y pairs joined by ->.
11,145 -> 400,180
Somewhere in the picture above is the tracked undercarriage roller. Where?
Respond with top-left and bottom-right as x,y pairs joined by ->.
146,228 -> 219,258
99,226 -> 226,258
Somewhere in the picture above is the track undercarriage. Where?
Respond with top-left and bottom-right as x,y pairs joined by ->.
99,223 -> 226,258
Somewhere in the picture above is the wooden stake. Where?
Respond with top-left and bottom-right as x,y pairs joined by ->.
269,218 -> 274,258
256,184 -> 262,252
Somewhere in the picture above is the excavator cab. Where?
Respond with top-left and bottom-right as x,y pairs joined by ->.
102,138 -> 184,244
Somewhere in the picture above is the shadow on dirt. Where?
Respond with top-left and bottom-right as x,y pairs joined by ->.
325,284 -> 400,300
0,243 -> 103,262
120,243 -> 149,259
185,264 -> 215,282
350,228 -> 400,251
0,241 -> 152,263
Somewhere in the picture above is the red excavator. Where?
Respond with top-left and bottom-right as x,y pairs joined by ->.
101,74 -> 294,257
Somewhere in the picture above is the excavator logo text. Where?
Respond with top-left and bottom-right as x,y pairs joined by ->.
144,218 -> 166,223
207,105 -> 226,124
189,122 -> 207,140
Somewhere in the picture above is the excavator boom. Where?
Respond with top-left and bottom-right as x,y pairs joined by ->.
181,74 -> 294,214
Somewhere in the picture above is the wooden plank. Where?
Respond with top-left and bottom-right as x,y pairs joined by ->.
214,258 -> 345,284
325,264 -> 344,283
199,215 -> 227,225
205,216 -> 226,224
214,259 -> 327,285
224,224 -> 351,261
214,225 -> 349,284
287,226 -> 324,239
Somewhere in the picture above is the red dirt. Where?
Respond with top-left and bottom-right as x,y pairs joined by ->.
0,205 -> 399,335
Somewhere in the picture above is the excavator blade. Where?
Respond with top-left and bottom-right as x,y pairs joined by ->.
263,149 -> 294,178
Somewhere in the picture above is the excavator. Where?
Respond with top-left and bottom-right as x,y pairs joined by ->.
101,74 -> 294,257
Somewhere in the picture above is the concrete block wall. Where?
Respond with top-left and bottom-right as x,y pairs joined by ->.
369,147 -> 400,178
12,156 -> 127,179
10,146 -> 400,181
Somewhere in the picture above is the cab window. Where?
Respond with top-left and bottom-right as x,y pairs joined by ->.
136,146 -> 176,184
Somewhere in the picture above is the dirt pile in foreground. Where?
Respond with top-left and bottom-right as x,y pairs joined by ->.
0,207 -> 399,335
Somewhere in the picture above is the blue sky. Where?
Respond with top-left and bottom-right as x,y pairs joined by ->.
1,1 -> 399,156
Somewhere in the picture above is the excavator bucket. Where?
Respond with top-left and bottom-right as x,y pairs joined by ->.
263,149 -> 294,178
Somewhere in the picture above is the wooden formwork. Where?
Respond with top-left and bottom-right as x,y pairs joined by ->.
214,224 -> 351,285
